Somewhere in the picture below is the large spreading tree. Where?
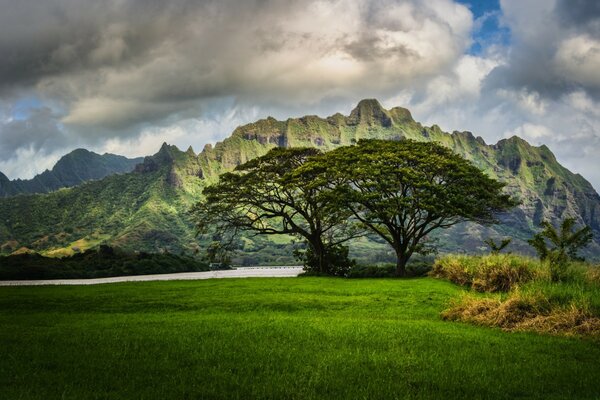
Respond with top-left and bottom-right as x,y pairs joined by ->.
301,139 -> 517,276
192,147 -> 358,275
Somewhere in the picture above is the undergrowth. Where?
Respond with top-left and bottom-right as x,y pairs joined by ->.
430,254 -> 543,292
432,254 -> 600,338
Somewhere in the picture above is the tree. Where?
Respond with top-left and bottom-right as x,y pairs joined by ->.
302,139 -> 517,276
484,238 -> 512,255
528,218 -> 592,281
191,147 -> 358,275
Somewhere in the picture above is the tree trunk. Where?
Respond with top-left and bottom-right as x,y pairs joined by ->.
394,248 -> 409,277
309,237 -> 327,274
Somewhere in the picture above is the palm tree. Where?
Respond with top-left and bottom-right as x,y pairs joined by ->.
528,217 -> 592,281
484,237 -> 512,255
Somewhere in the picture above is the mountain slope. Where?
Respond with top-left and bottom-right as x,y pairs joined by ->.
0,99 -> 598,260
0,149 -> 143,197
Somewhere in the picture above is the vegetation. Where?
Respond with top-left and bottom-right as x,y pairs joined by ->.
1,277 -> 599,399
195,141 -> 515,276
484,237 -> 512,254
193,147 -> 357,275
528,217 -> 593,281
431,254 -> 542,292
432,254 -> 600,337
0,246 -> 209,280
301,139 -> 517,276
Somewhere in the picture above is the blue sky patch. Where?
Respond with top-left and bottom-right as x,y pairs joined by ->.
457,0 -> 511,55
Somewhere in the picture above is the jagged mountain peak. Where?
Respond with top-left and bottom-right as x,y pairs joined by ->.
348,98 -> 392,127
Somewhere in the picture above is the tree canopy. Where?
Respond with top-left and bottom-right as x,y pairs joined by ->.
300,139 -> 517,275
192,147 -> 357,275
194,140 -> 517,276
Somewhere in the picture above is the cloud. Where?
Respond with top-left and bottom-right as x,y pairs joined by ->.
0,0 -> 599,193
0,106 -> 67,159
0,0 -> 474,134
554,35 -> 600,88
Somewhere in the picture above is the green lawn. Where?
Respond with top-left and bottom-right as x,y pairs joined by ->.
1,277 -> 599,399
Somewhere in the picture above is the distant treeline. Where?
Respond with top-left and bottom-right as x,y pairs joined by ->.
0,245 -> 210,280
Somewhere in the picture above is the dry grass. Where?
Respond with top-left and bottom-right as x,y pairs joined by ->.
442,292 -> 600,337
431,254 -> 542,292
434,254 -> 600,337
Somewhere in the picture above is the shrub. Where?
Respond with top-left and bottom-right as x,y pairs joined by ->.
431,254 -> 542,292
299,244 -> 355,277
347,264 -> 396,278
347,258 -> 432,279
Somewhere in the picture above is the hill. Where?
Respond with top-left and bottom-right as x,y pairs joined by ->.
0,99 -> 598,260
0,149 -> 143,197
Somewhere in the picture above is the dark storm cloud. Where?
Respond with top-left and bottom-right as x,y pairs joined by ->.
555,0 -> 600,30
0,107 -> 66,158
0,0 -> 480,180
483,0 -> 600,100
0,0 -> 473,135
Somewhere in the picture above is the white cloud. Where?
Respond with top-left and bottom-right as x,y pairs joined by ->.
496,88 -> 548,115
0,147 -> 61,180
555,34 -> 600,88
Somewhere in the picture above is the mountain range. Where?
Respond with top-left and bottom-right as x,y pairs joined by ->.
0,149 -> 142,197
1,99 -> 598,261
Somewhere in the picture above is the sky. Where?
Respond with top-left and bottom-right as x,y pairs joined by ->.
0,0 -> 599,190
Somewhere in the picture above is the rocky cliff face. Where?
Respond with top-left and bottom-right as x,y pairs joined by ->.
0,99 -> 598,259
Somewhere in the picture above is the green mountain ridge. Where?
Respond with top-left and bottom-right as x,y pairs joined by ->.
0,149 -> 143,197
1,99 -> 598,261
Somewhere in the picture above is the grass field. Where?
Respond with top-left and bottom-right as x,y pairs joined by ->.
1,277 -> 599,399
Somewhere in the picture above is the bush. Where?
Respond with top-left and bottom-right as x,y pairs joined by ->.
431,254 -> 542,292
347,264 -> 396,278
299,244 -> 355,277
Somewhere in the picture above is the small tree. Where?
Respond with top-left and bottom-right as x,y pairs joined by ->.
484,238 -> 512,255
528,218 -> 593,281
303,139 -> 517,276
192,147 -> 358,276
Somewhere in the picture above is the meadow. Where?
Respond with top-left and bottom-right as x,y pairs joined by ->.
1,277 -> 599,399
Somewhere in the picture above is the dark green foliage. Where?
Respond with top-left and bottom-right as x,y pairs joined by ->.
296,244 -> 355,276
346,264 -> 396,278
303,139 -> 517,276
528,218 -> 593,281
0,246 -> 209,280
484,237 -> 512,254
205,241 -> 232,267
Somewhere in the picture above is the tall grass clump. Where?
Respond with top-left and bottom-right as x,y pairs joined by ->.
442,282 -> 600,337
433,254 -> 600,337
430,254 -> 543,292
